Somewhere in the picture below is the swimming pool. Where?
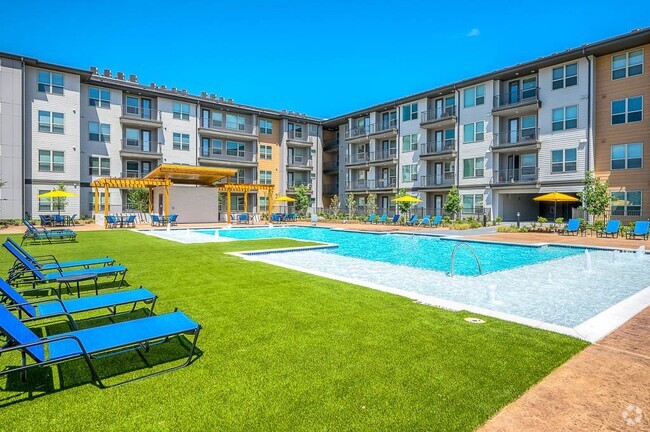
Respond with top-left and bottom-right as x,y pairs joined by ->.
197,227 -> 582,276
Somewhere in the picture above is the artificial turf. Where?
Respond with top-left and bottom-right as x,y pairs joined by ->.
0,230 -> 587,431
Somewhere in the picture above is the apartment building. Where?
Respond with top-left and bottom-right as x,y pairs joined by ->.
324,29 -> 649,221
0,55 -> 321,220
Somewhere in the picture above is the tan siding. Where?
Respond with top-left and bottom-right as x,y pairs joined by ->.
258,117 -> 281,201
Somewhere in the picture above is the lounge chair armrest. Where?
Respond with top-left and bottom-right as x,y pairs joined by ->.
0,333 -> 87,358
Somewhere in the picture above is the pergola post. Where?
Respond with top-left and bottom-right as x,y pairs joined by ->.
226,189 -> 232,223
148,187 -> 153,214
243,192 -> 248,214
268,186 -> 274,221
94,186 -> 99,214
103,184 -> 109,228
164,184 -> 170,216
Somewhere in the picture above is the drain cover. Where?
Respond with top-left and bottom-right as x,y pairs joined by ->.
464,317 -> 485,324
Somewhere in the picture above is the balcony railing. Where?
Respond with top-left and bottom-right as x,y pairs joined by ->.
420,139 -> 456,156
200,149 -> 257,163
345,180 -> 369,191
121,139 -> 162,154
345,119 -> 397,139
421,106 -> 457,123
323,184 -> 339,194
368,178 -> 397,189
217,176 -> 257,185
323,139 -> 338,151
200,119 -> 256,135
287,130 -> 314,141
121,106 -> 161,122
493,128 -> 539,147
123,170 -> 152,178
370,149 -> 397,162
346,153 -> 370,165
493,87 -> 540,109
287,180 -> 311,189
420,173 -> 454,187
493,167 -> 538,184
323,161 -> 339,171
287,157 -> 313,167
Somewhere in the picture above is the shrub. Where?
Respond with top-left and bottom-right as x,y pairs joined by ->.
537,216 -> 547,224
495,216 -> 503,225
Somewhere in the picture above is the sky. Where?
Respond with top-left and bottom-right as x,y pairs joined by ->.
1,1 -> 648,119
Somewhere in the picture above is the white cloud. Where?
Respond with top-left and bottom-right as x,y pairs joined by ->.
466,28 -> 480,37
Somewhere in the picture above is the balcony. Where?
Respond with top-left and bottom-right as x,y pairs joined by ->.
323,160 -> 339,173
419,173 -> 454,189
345,179 -> 369,191
123,170 -> 153,178
120,106 -> 162,127
492,129 -> 541,152
119,139 -> 163,160
323,139 -> 339,151
345,153 -> 370,166
198,149 -> 257,167
323,184 -> 339,194
492,87 -> 541,116
368,178 -> 397,191
420,106 -> 457,129
369,149 -> 398,165
420,139 -> 456,160
287,130 -> 314,145
492,167 -> 538,186
345,119 -> 397,142
198,119 -> 257,139
286,180 -> 311,191
287,156 -> 313,171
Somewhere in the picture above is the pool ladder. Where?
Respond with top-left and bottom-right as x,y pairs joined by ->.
449,242 -> 482,277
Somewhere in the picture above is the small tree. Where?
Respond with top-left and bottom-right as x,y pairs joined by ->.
329,194 -> 340,217
53,182 -> 68,213
577,171 -> 610,223
127,189 -> 150,212
346,193 -> 356,220
444,186 -> 462,220
394,188 -> 415,214
366,193 -> 378,216
294,184 -> 310,216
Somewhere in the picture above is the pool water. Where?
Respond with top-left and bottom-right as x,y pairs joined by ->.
198,227 -> 582,276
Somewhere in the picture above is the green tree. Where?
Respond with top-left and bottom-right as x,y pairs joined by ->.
53,182 -> 68,213
329,194 -> 340,216
577,170 -> 610,222
294,184 -> 310,215
127,188 -> 150,212
394,188 -> 415,214
346,193 -> 356,220
444,186 -> 462,220
366,193 -> 378,216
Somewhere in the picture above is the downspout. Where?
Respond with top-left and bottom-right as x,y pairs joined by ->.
583,48 -> 592,172
454,85 -> 461,186
21,57 -> 26,218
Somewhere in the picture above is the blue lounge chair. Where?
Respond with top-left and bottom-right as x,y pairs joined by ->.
3,239 -> 127,292
390,215 -> 400,224
405,214 -> 418,226
4,238 -> 114,283
432,215 -> 443,227
365,214 -> 376,224
237,214 -> 249,224
596,220 -> 620,238
0,305 -> 201,388
376,214 -> 387,224
560,218 -> 580,236
168,214 -> 178,226
22,219 -> 76,245
626,221 -> 649,240
0,278 -> 156,329
418,215 -> 432,227
271,213 -> 284,223
150,214 -> 163,226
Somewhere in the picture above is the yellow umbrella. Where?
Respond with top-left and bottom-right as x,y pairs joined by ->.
533,192 -> 579,216
274,196 -> 296,202
392,196 -> 422,203
38,190 -> 77,215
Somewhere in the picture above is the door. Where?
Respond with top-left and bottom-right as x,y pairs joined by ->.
141,161 -> 151,176
507,154 -> 520,181
521,154 -> 536,181
508,118 -> 519,144
201,109 -> 210,128
508,81 -> 520,104
142,130 -> 151,152
141,98 -> 152,119
435,98 -> 443,119
435,195 -> 443,215
381,168 -> 389,187
288,172 -> 294,188
381,196 -> 389,213
158,194 -> 163,215
434,130 -> 443,152
381,112 -> 389,129
434,162 -> 443,184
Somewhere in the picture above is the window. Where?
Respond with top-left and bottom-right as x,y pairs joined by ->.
226,141 -> 245,157
38,190 -> 53,212
611,191 -> 642,216
260,145 -> 272,160
552,106 -> 578,131
611,143 -> 643,170
462,122 -> 484,143
38,111 -> 64,134
402,134 -> 418,151
260,119 -> 273,134
172,102 -> 190,120
401,164 -> 418,182
259,196 -> 269,211
89,87 -> 110,107
551,149 -> 577,173
37,71 -> 64,94
89,156 -> 110,176
88,191 -> 106,212
552,63 -> 578,89
126,161 -> 140,177
611,96 -> 643,124
463,84 -> 485,108
612,50 -> 644,80
212,139 -> 223,155
260,170 -> 272,185
462,157 -> 484,178
38,150 -> 64,172
226,114 -> 247,131
88,122 -> 110,142
402,103 -> 418,121
125,128 -> 140,146
172,133 -> 190,150
141,161 -> 152,175
309,124 -> 318,135
462,194 -> 483,214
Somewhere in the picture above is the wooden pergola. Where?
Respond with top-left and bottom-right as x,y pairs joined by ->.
216,183 -> 275,223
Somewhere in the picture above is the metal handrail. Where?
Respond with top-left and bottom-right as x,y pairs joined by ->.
450,242 -> 482,277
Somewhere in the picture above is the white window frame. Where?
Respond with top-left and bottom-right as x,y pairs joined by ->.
38,111 -> 65,134
172,102 -> 190,120
260,145 -> 272,160
551,148 -> 577,173
611,96 -> 643,125
402,134 -> 418,152
612,49 -> 644,80
552,106 -> 578,131
173,132 -> 190,150
88,121 -> 111,142
463,84 -> 485,108
402,103 -> 418,121
38,150 -> 65,173
463,121 -> 484,143
611,142 -> 643,170
37,70 -> 64,94
89,87 -> 111,108
552,63 -> 578,89
610,190 -> 642,216
401,164 -> 418,182
89,156 -> 111,176
462,157 -> 484,178
260,119 -> 273,134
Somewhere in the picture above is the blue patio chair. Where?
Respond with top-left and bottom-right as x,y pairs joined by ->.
560,219 -> 580,236
365,214 -> 376,224
69,214 -> 78,226
54,214 -> 66,226
105,215 -> 119,229
390,215 -> 400,224
418,215 -> 432,227
288,213 -> 297,222
150,214 -> 163,227
168,214 -> 178,226
405,214 -> 418,226
626,221 -> 649,240
0,304 -> 201,388
432,215 -> 443,227
2,239 -> 127,292
124,215 -> 136,228
596,220 -> 620,238
237,214 -> 249,224
39,215 -> 53,227
0,278 -> 156,329
376,214 -> 387,224
21,219 -> 76,245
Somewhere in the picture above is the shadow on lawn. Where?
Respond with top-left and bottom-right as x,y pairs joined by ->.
0,309 -> 203,408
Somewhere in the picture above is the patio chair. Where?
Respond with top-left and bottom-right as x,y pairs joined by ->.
237,214 -> 249,224
0,277 -> 156,329
21,219 -> 76,245
150,214 -> 163,227
560,219 -> 580,236
365,214 -> 376,224
390,215 -> 400,224
39,215 -> 53,227
288,213 -> 297,222
271,213 -> 283,223
2,239 -> 127,292
596,220 -> 620,238
69,214 -> 78,226
626,221 -> 649,240
105,215 -> 119,229
168,214 -> 178,226
432,215 -> 443,227
405,214 -> 418,226
54,215 -> 66,227
124,215 -> 136,228
0,304 -> 201,388
376,214 -> 387,224
418,215 -> 432,227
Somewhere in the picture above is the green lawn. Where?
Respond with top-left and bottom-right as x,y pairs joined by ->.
0,231 -> 586,431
